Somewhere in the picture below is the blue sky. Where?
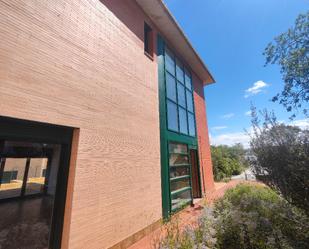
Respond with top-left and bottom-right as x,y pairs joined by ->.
164,0 -> 309,147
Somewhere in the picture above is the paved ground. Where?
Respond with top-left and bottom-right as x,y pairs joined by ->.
128,179 -> 247,249
231,168 -> 256,181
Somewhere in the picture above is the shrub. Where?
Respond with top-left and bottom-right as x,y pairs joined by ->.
211,144 -> 248,181
153,208 -> 217,249
214,184 -> 309,249
249,108 -> 309,215
154,184 -> 309,249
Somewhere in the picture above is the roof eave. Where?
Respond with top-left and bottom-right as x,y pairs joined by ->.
135,0 -> 216,86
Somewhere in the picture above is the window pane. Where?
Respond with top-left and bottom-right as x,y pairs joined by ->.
170,178 -> 190,192
169,143 -> 188,154
170,166 -> 190,178
25,158 -> 48,196
0,158 -> 26,199
167,100 -> 178,132
144,23 -> 153,55
171,189 -> 192,210
188,113 -> 196,137
177,83 -> 186,108
166,73 -> 176,102
186,90 -> 193,112
165,48 -> 175,75
176,59 -> 184,83
179,108 -> 188,135
185,69 -> 192,90
169,154 -> 189,166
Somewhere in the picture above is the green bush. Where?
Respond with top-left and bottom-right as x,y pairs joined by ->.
153,209 -> 217,249
154,184 -> 309,249
211,144 -> 248,181
249,108 -> 309,215
214,184 -> 309,249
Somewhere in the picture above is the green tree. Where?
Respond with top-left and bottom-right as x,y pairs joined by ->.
249,107 -> 309,215
264,10 -> 309,118
211,144 -> 248,181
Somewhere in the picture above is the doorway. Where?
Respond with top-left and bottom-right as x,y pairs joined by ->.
0,117 -> 73,249
190,149 -> 202,198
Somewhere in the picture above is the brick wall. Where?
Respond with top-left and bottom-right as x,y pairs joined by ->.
193,74 -> 215,193
0,0 -> 161,248
0,0 -> 215,247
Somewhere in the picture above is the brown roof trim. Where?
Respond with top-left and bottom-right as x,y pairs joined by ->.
135,0 -> 215,85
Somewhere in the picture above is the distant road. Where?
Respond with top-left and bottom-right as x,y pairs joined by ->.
231,168 -> 256,181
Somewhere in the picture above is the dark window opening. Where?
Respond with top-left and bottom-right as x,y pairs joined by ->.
0,117 -> 74,249
144,22 -> 153,57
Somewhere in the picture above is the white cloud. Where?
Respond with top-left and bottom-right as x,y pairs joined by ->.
210,132 -> 250,148
278,119 -> 309,130
244,80 -> 269,98
289,118 -> 309,129
245,111 -> 251,116
221,113 -> 235,119
212,126 -> 228,131
209,118 -> 309,149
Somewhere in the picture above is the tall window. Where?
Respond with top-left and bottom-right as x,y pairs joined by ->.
164,48 -> 196,137
169,142 -> 192,211
144,22 -> 153,57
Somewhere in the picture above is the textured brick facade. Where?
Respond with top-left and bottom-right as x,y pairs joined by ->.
0,0 -> 161,248
193,74 -> 215,193
0,0 -> 214,248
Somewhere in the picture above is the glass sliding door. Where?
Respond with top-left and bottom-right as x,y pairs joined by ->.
25,158 -> 49,196
0,158 -> 26,199
0,117 -> 74,249
168,142 -> 193,211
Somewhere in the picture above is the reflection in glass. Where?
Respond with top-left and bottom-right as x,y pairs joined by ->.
166,73 -> 177,102
171,189 -> 192,211
170,178 -> 190,192
179,107 -> 188,135
0,141 -> 62,249
165,48 -> 175,75
169,142 -> 188,154
169,142 -> 192,211
169,154 -> 189,166
176,59 -> 184,83
167,100 -> 178,132
170,166 -> 190,178
185,69 -> 192,90
177,83 -> 186,108
0,158 -> 26,199
25,158 -> 48,196
188,113 -> 196,137
186,90 -> 193,112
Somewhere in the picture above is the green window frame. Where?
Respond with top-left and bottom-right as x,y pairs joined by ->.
157,35 -> 200,218
168,142 -> 193,212
164,47 -> 196,137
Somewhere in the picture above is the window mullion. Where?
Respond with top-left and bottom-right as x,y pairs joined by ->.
190,73 -> 197,137
184,76 -> 189,136
174,56 -> 180,133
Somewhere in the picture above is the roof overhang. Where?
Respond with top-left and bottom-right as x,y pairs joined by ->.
135,0 -> 215,85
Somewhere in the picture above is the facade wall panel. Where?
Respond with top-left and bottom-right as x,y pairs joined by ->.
0,0 -> 161,248
192,74 -> 215,193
